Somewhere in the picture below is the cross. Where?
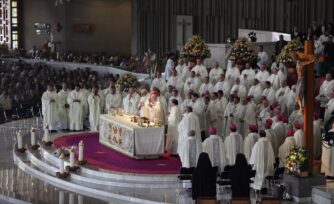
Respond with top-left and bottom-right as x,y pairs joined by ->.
177,19 -> 191,45
297,40 -> 326,173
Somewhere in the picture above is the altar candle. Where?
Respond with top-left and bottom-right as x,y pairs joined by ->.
69,146 -> 75,167
44,125 -> 50,142
31,128 -> 36,146
59,191 -> 64,204
78,195 -> 83,204
59,153 -> 64,174
78,140 -> 84,161
69,193 -> 74,204
17,131 -> 23,149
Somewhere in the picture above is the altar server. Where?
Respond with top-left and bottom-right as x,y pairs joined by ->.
249,130 -> 275,191
166,99 -> 182,155
42,84 -> 59,131
67,84 -> 85,131
58,83 -> 70,130
88,86 -> 102,131
179,130 -> 202,168
224,124 -> 243,166
202,127 -> 226,173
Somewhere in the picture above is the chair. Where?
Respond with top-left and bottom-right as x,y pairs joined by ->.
217,171 -> 231,186
224,165 -> 233,172
197,197 -> 218,204
178,167 -> 195,180
266,167 -> 285,185
229,197 -> 251,204
260,197 -> 281,204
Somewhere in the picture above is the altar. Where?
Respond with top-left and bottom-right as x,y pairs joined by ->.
99,114 -> 165,159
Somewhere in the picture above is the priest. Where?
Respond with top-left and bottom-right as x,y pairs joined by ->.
67,84 -> 85,131
248,79 -> 263,105
151,72 -> 167,94
143,91 -> 165,124
249,130 -> 275,192
224,124 -> 244,166
42,84 -> 59,131
209,62 -> 224,85
293,122 -> 304,147
192,93 -> 206,138
57,83 -> 70,131
199,77 -> 214,96
202,127 -> 226,173
123,87 -> 140,114
179,130 -> 202,168
105,85 -> 122,112
184,71 -> 201,95
243,124 -> 260,161
192,58 -> 208,82
321,124 -> 334,178
278,129 -> 296,167
87,86 -> 102,131
166,99 -> 182,155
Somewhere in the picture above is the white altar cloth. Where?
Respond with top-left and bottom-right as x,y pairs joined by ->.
99,114 -> 164,159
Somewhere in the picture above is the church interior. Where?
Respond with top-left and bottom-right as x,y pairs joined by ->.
0,0 -> 333,203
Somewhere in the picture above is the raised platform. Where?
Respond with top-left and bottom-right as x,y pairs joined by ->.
14,132 -> 182,204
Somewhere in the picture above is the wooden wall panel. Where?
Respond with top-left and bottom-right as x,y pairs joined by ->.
133,0 -> 334,58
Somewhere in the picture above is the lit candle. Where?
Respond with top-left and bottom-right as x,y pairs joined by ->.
44,124 -> 50,142
31,128 -> 36,146
69,146 -> 75,167
17,130 -> 23,149
78,141 -> 84,162
59,153 -> 64,174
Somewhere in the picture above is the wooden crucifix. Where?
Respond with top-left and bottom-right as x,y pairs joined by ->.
177,19 -> 191,45
297,40 -> 326,173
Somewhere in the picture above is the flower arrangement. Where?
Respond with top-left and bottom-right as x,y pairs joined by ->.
116,74 -> 139,90
285,146 -> 308,174
276,40 -> 304,67
226,37 -> 258,65
248,32 -> 257,42
180,35 -> 211,59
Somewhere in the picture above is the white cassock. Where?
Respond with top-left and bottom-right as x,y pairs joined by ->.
321,129 -> 334,176
314,119 -> 322,159
230,84 -> 247,100
278,136 -> 296,167
199,82 -> 214,95
243,132 -> 260,161
271,62 -> 287,77
184,77 -> 201,95
249,137 -> 275,190
151,77 -> 167,94
209,67 -> 223,85
213,80 -> 232,95
241,68 -> 256,84
181,99 -> 193,113
294,129 -> 304,147
204,101 -> 218,135
255,70 -> 270,86
81,88 -> 90,118
203,134 -> 226,173
166,105 -> 182,154
241,103 -> 257,137
138,95 -> 149,117
265,129 -> 278,157
87,93 -> 102,131
233,103 -> 245,136
42,90 -> 59,130
67,90 -> 85,131
105,92 -> 122,112
275,86 -> 291,115
181,65 -> 191,82
257,51 -> 269,67
164,58 -> 175,81
271,121 -> 287,148
144,101 -> 165,123
223,102 -> 236,136
123,93 -> 139,114
167,75 -> 184,93
193,99 -> 205,132
180,136 -> 202,168
262,87 -> 276,104
192,64 -> 208,81
175,64 -> 183,76
57,89 -> 70,130
225,67 -> 240,82
177,112 -> 202,155
248,84 -> 264,105
168,95 -> 183,111
215,97 -> 228,137
224,132 -> 244,165
289,110 -> 304,127
325,98 -> 334,123
286,90 -> 297,115
268,73 -> 282,90
258,107 -> 271,130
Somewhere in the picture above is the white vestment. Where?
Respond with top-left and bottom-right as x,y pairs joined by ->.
289,110 -> 304,126
192,99 -> 205,131
275,86 -> 291,115
225,67 -> 240,82
143,100 -> 165,123
249,137 -> 275,190
278,136 -> 296,167
181,65 -> 191,82
81,88 -> 90,118
268,73 -> 282,90
213,80 -> 232,95
223,102 -> 236,136
180,137 -> 202,168
255,70 -> 270,86
166,106 -> 182,154
203,134 -> 226,172
230,84 -> 247,100
258,107 -> 271,130
181,99 -> 193,113
265,129 -> 278,157
167,75 -> 184,93
271,121 -> 287,149
42,90 -> 59,130
209,67 -> 223,85
215,97 -> 228,137
248,84 -> 263,104
321,129 -> 334,176
184,77 -> 201,95
262,87 -> 276,104
105,92 -> 122,112
257,51 -> 269,67
294,129 -> 304,148
192,64 -> 208,81
199,82 -> 214,95
151,78 -> 167,94
87,93 -> 102,131
57,89 -> 70,130
241,103 -> 257,137
67,90 -> 85,131
244,132 -> 260,161
233,103 -> 245,136
325,98 -> 334,123
204,101 -> 218,135
164,58 -> 175,81
224,132 -> 244,165
123,93 -> 140,114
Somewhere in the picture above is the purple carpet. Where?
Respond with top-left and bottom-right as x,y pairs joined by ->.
53,133 -> 181,174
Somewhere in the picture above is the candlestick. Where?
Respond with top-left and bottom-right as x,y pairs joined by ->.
31,128 -> 36,146
69,193 -> 74,204
59,191 -> 64,204
78,141 -> 84,161
17,131 -> 23,149
59,153 -> 64,174
44,125 -> 50,142
69,146 -> 75,167
78,195 -> 83,204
